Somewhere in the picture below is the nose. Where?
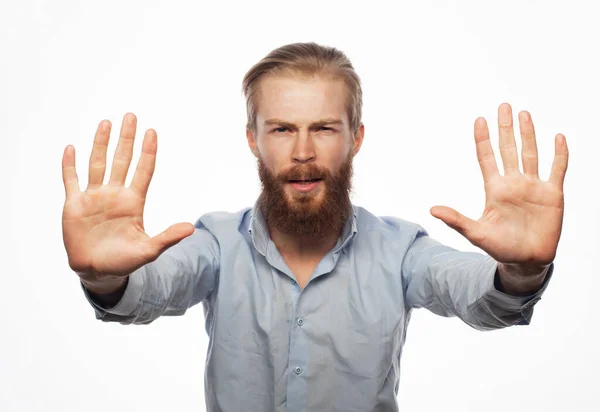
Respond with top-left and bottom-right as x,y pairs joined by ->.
292,132 -> 316,163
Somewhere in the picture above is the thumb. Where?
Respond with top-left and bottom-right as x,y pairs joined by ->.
147,222 -> 196,257
430,206 -> 478,241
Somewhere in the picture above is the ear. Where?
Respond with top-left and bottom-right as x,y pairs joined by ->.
246,128 -> 259,158
352,123 -> 365,156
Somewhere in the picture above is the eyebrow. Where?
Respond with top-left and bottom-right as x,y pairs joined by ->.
263,118 -> 344,128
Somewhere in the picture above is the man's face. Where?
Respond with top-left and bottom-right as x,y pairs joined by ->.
247,73 -> 364,237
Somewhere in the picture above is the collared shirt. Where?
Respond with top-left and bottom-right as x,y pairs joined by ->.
83,198 -> 551,412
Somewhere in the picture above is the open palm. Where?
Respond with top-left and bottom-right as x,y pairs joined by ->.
431,103 -> 569,266
62,114 -> 194,280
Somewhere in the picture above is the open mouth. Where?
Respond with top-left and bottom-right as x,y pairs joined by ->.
288,178 -> 323,184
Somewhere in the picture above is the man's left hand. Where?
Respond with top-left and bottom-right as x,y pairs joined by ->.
430,103 -> 569,293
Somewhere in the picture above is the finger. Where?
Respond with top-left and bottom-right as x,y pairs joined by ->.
130,129 -> 158,196
474,117 -> 500,184
87,120 -> 111,190
108,113 -> 137,186
430,206 -> 479,243
62,145 -> 80,197
497,103 -> 520,175
518,111 -> 539,178
549,134 -> 569,188
146,222 -> 195,258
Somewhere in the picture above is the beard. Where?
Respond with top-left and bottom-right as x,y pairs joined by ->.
257,151 -> 354,238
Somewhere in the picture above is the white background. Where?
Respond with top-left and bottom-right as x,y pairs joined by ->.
1,1 -> 598,411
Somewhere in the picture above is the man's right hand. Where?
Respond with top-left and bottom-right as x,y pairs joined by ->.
61,113 -> 195,295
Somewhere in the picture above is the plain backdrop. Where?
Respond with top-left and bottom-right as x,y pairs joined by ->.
1,1 -> 598,411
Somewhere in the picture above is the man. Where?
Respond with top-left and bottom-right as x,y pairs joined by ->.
61,42 -> 569,411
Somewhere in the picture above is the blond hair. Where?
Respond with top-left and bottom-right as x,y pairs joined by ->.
242,42 -> 363,133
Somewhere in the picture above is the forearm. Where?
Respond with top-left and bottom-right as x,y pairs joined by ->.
406,250 -> 551,330
79,228 -> 220,324
445,256 -> 552,330
403,226 -> 553,331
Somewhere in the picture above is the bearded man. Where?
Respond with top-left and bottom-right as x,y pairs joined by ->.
61,42 -> 568,412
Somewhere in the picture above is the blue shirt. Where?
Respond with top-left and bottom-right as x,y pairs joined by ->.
83,198 -> 551,412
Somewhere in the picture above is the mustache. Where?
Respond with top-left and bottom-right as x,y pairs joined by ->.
277,165 -> 331,182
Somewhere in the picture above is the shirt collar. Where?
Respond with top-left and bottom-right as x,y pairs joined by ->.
248,197 -> 358,256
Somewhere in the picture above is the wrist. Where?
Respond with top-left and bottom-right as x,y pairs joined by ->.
496,262 -> 550,296
80,272 -> 129,296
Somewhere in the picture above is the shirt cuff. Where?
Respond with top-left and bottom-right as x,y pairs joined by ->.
479,256 -> 554,325
80,270 -> 145,319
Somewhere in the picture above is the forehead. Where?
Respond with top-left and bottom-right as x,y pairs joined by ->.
254,73 -> 349,125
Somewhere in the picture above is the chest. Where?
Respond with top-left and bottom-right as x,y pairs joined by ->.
208,246 -> 407,343
205,254 -> 409,394
284,258 -> 320,289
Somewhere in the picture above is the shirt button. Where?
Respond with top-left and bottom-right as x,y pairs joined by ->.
296,317 -> 304,326
294,366 -> 302,375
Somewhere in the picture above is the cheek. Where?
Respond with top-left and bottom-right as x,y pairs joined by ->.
257,150 -> 284,176
258,142 -> 290,171
325,145 -> 353,170
318,134 -> 352,155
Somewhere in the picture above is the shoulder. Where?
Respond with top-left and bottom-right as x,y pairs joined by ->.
193,206 -> 252,236
353,205 -> 429,245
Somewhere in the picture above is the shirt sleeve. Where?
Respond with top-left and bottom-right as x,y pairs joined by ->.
81,227 -> 220,325
401,226 -> 552,331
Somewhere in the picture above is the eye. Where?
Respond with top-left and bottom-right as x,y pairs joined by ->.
318,126 -> 335,133
273,127 -> 288,133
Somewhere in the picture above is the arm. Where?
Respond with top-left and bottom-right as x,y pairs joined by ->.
413,103 -> 567,329
62,113 -> 203,324
402,227 -> 552,331
81,227 -> 220,325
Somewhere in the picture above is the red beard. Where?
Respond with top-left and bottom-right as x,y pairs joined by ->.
257,151 -> 354,238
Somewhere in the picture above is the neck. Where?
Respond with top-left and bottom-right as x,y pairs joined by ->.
268,223 -> 342,259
